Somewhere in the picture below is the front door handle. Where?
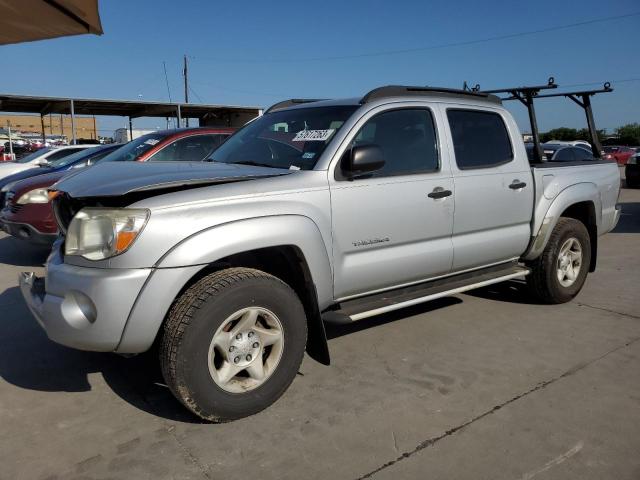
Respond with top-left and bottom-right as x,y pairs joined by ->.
427,187 -> 453,199
509,180 -> 527,190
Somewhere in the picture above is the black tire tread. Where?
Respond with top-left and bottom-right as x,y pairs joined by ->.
159,267 -> 294,422
527,217 -> 590,304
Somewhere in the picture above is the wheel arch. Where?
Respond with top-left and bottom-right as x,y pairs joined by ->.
524,182 -> 601,272
116,215 -> 332,364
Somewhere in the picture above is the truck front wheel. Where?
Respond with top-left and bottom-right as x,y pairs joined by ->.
160,268 -> 307,422
526,217 -> 591,304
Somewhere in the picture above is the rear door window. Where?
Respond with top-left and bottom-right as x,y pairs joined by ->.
46,148 -> 85,161
573,147 -> 594,161
447,109 -> 513,169
553,148 -> 575,162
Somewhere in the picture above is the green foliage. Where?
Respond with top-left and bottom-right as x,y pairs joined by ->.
614,123 -> 640,145
539,127 -> 605,143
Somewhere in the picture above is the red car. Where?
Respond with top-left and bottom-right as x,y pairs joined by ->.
602,146 -> 636,165
0,127 -> 234,245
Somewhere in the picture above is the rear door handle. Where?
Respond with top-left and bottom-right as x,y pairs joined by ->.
427,187 -> 452,199
509,180 -> 527,190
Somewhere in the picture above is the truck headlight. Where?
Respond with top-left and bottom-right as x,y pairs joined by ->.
65,208 -> 150,260
16,188 -> 49,204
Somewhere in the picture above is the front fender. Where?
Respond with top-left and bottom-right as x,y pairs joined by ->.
157,214 -> 333,304
524,182 -> 601,261
116,215 -> 334,353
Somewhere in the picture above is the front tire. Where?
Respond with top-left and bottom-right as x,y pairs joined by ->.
160,268 -> 307,422
526,218 -> 591,304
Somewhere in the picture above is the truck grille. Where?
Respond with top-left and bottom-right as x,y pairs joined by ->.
52,192 -> 79,234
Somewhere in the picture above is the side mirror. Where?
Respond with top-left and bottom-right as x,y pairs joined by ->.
341,144 -> 385,178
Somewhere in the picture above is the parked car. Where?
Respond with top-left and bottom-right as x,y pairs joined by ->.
20,86 -> 620,422
526,143 -> 597,162
0,144 -> 121,210
99,127 -> 235,163
0,145 -> 94,179
625,151 -> 640,188
1,129 -> 233,245
602,146 -> 636,165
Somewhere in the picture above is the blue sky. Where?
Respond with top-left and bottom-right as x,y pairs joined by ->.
1,0 -> 639,136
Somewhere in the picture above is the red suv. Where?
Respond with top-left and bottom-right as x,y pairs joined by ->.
602,146 -> 636,165
0,127 -> 234,245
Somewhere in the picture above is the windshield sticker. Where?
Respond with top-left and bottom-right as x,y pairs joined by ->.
144,139 -> 160,145
302,152 -> 316,159
292,129 -> 335,142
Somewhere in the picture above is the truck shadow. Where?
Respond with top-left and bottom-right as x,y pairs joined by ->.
465,280 -> 541,305
612,202 -> 640,234
324,297 -> 462,340
0,285 -> 204,424
0,235 -> 50,267
0,286 -> 462,424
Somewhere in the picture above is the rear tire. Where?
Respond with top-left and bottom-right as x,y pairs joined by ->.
526,217 -> 591,304
160,267 -> 307,422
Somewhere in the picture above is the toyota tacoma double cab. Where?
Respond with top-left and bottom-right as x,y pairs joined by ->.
20,86 -> 621,422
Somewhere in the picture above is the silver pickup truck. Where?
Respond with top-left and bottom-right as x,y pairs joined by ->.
20,86 -> 621,422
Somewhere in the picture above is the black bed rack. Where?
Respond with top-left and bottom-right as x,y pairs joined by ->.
468,77 -> 613,162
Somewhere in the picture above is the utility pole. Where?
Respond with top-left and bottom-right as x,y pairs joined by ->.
183,54 -> 189,128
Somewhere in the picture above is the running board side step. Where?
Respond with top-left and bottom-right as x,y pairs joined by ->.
323,264 -> 529,323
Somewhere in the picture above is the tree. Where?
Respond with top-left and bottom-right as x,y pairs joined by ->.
540,127 -> 605,143
615,123 -> 640,145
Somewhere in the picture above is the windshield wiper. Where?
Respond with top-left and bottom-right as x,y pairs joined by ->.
228,160 -> 276,169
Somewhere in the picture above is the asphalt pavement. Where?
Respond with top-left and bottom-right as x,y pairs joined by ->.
0,177 -> 638,480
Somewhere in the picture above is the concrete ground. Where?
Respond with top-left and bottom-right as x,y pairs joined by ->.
0,177 -> 638,480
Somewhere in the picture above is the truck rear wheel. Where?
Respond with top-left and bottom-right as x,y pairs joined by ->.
526,217 -> 591,304
160,267 -> 307,422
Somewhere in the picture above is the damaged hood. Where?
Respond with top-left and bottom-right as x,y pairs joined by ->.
52,161 -> 292,198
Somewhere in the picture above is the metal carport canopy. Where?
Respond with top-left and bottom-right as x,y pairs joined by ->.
0,94 -> 261,120
0,0 -> 103,45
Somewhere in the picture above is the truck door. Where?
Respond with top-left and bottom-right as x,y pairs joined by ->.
443,107 -> 534,271
329,106 -> 454,299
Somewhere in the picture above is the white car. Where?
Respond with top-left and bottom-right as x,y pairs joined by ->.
0,145 -> 94,180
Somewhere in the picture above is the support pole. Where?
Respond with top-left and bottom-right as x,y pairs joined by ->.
177,105 -> 182,128
525,93 -> 544,163
69,99 -> 77,145
128,117 -> 133,141
183,55 -> 189,128
93,115 -> 97,141
7,121 -> 14,158
581,95 -> 602,158
40,114 -> 46,144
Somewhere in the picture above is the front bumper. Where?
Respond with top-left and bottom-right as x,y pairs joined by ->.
20,245 -> 151,352
0,217 -> 57,245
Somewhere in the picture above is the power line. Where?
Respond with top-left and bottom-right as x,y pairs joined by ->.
189,11 -> 640,64
162,61 -> 172,102
188,85 -> 204,103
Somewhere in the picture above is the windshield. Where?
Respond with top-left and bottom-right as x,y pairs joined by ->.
16,147 -> 53,164
209,105 -> 358,170
98,133 -> 167,162
46,145 -> 104,168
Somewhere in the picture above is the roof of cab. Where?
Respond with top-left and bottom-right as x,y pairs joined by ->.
266,85 -> 502,113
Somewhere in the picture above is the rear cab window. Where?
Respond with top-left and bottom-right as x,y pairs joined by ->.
447,109 -> 513,169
